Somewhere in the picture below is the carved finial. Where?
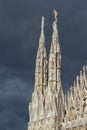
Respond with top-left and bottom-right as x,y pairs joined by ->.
83,65 -> 85,71
80,70 -> 82,77
83,65 -> 86,76
80,70 -> 83,84
53,9 -> 58,23
41,16 -> 45,29
39,16 -> 45,43
76,75 -> 79,86
70,86 -> 74,98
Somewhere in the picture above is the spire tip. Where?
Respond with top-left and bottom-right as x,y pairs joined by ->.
41,16 -> 45,29
53,9 -> 58,22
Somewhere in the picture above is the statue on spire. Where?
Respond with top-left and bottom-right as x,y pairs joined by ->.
39,16 -> 45,44
52,10 -> 58,32
53,9 -> 58,23
41,16 -> 45,29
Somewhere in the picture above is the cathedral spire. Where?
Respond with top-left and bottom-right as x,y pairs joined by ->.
35,16 -> 48,92
48,10 -> 62,91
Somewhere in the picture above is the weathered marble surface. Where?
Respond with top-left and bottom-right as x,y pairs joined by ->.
28,10 -> 64,130
28,10 -> 87,130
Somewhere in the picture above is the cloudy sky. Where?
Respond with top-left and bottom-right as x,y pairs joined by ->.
0,0 -> 87,130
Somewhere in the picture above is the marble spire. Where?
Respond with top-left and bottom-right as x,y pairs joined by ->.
44,10 -> 64,123
35,16 -> 48,92
28,16 -> 48,123
48,10 -> 62,91
28,11 -> 87,130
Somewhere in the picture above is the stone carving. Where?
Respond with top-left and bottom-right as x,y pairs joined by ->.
28,10 -> 87,130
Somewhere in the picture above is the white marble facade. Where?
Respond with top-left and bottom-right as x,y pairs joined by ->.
28,10 -> 87,130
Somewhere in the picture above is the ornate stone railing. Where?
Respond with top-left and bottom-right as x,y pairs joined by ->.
59,117 -> 87,129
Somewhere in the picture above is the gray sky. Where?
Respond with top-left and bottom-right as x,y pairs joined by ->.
0,0 -> 87,130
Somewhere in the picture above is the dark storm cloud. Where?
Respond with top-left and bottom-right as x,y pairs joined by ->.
0,69 -> 33,130
0,0 -> 87,130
